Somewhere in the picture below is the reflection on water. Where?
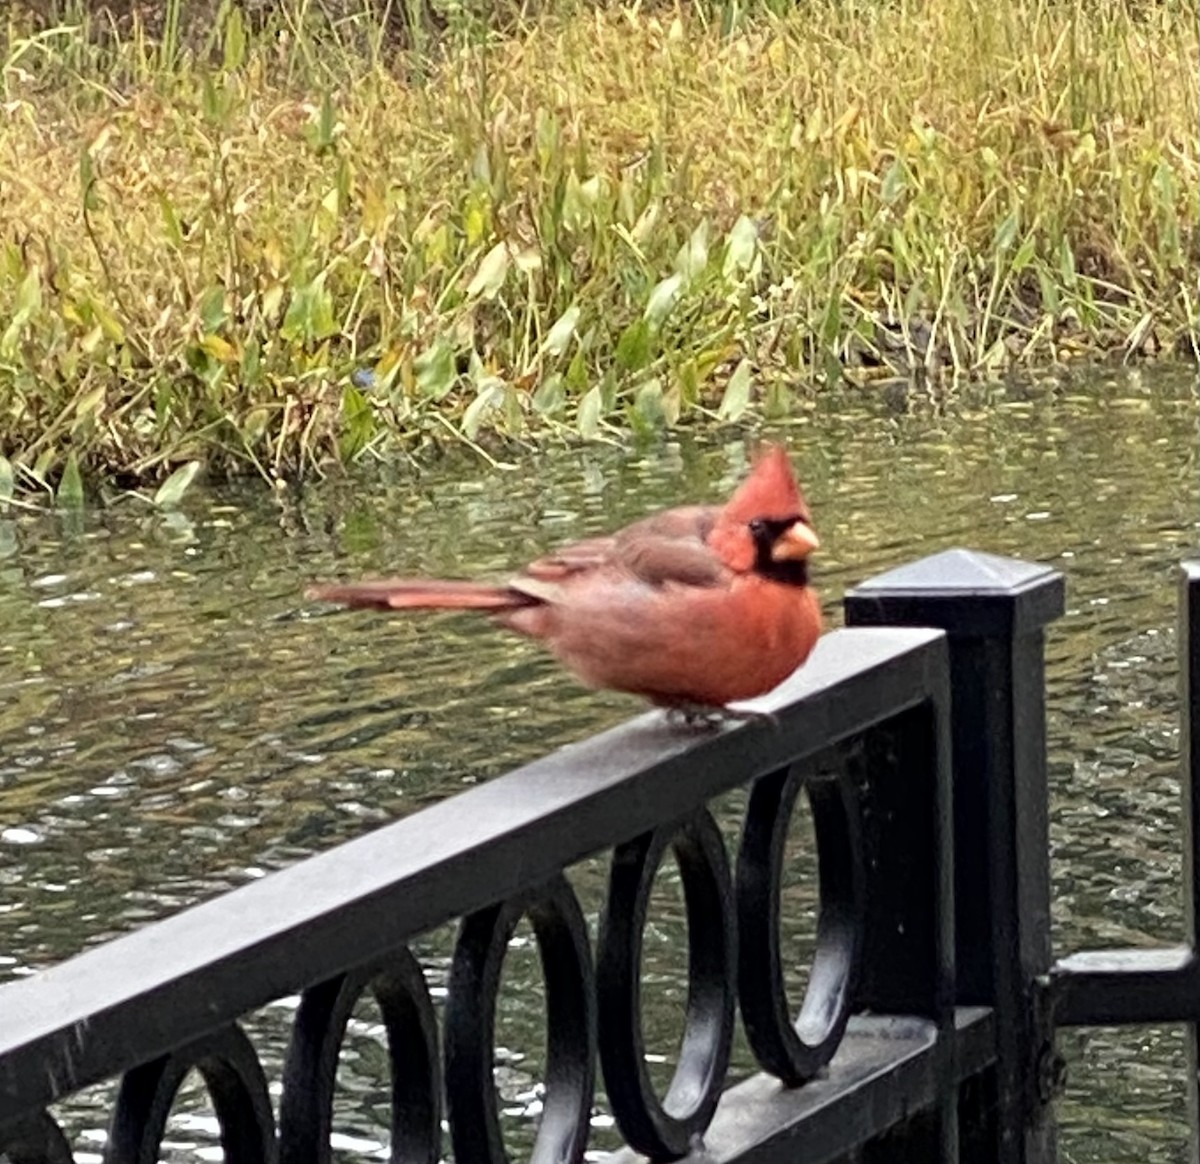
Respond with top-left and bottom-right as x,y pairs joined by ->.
0,366 -> 1196,1161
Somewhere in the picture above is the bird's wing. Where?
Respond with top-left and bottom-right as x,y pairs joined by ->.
612,534 -> 729,588
522,535 -> 621,580
518,504 -> 727,592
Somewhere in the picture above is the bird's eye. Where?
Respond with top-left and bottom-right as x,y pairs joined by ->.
748,518 -> 768,538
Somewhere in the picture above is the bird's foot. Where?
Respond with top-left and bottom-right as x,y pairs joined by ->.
663,703 -> 778,730
663,703 -> 724,730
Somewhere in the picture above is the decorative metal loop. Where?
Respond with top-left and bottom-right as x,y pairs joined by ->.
104,1022 -> 274,1164
279,946 -> 440,1164
736,763 -> 864,1085
0,1110 -> 74,1164
445,874 -> 597,1164
597,809 -> 736,1161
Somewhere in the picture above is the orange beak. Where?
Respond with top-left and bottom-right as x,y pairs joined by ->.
770,520 -> 820,562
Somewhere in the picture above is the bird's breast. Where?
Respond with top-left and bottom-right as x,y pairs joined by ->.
503,572 -> 821,707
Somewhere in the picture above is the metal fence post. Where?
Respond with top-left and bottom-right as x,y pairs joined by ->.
1181,562 -> 1200,1163
845,548 -> 1065,1164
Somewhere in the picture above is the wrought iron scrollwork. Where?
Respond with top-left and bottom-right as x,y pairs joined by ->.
445,874 -> 596,1164
736,762 -> 864,1085
597,809 -> 736,1161
104,1023 -> 274,1164
0,580 -> 984,1163
279,946 -> 440,1164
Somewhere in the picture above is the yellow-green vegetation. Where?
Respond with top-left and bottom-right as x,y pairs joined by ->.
1,0 -> 1196,500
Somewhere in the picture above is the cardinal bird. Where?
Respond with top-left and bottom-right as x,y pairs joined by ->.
308,447 -> 822,711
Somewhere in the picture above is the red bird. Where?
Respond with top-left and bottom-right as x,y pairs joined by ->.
309,447 -> 822,711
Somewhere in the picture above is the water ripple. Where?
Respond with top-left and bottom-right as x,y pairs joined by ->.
1,366 -> 1196,1163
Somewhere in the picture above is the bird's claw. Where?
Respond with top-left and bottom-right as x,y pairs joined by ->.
663,703 -> 779,730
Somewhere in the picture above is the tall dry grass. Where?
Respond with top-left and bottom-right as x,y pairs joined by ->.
1,0 -> 1196,498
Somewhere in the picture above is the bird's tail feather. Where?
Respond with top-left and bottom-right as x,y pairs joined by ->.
308,578 -> 532,612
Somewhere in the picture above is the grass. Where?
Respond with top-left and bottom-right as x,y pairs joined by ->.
0,0 -> 1196,501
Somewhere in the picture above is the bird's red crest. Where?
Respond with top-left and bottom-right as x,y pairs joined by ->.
706,446 -> 809,573
721,446 -> 806,524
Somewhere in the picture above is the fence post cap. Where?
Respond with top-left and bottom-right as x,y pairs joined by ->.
844,548 -> 1065,636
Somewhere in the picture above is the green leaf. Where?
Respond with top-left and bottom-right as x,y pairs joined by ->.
632,379 -> 666,430
644,274 -> 683,328
91,298 -> 125,343
0,265 -> 42,357
503,385 -> 524,432
57,452 -> 85,509
222,4 -> 246,69
1037,266 -> 1059,314
338,386 -> 376,461
316,90 -> 337,152
881,159 -> 907,205
73,384 -> 106,429
532,373 -> 566,416
0,456 -> 13,505
566,347 -> 589,389
462,383 -> 505,439
765,380 -> 794,418
677,358 -> 701,407
615,319 -> 652,371
661,384 -> 682,426
471,141 -> 491,184
1058,236 -> 1076,288
15,264 -> 41,315
993,209 -> 1020,253
819,294 -> 842,346
723,216 -> 758,278
542,305 -> 580,357
281,274 -> 338,344
717,359 -> 753,422
414,340 -> 457,399
199,285 -> 228,333
561,171 -> 588,231
674,222 -> 710,283
466,242 -> 510,301
80,149 -> 100,212
463,192 -> 491,247
153,461 -> 201,508
576,384 -> 604,439
156,190 -> 185,248
242,405 -> 271,444
1011,234 -> 1037,274
201,73 -> 228,124
242,336 -> 262,383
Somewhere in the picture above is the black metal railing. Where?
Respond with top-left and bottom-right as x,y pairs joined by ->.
1,550 -> 1198,1164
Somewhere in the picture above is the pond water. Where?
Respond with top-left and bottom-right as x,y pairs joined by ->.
0,365 -> 1197,1162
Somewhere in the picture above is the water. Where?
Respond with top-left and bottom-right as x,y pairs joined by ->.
0,366 -> 1196,1161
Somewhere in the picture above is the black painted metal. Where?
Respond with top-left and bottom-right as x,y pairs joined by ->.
855,704 -> 959,1159
7,547 -> 1199,1164
611,1010 -> 995,1164
0,625 -> 945,1118
279,947 -> 440,1164
104,1024 -> 275,1164
1048,562 -> 1200,1162
736,764 -> 862,1085
0,1112 -> 73,1164
445,874 -> 597,1164
597,810 -> 736,1159
847,548 -> 1065,1164
1052,946 -> 1200,1024
1184,561 -> 1200,1155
